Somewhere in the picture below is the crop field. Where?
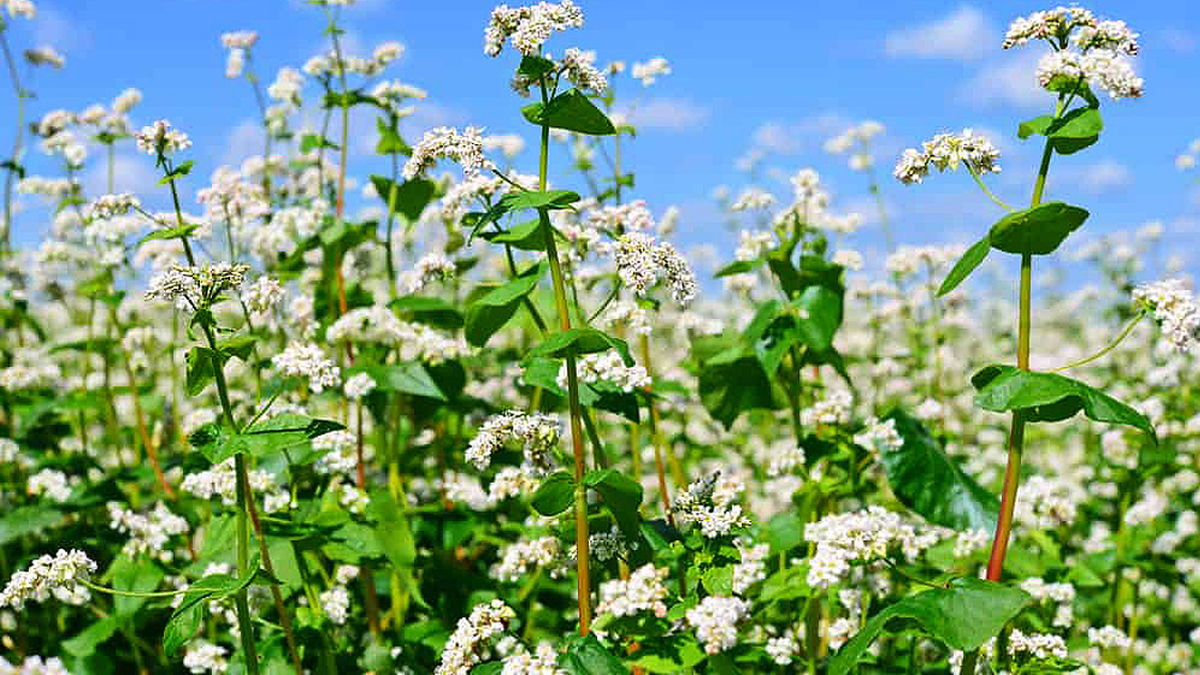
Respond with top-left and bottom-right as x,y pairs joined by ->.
0,1 -> 1197,673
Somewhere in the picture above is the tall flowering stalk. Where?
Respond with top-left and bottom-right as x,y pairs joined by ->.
892,7 -> 1154,674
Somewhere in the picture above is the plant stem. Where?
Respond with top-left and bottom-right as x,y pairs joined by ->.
1054,310 -> 1145,371
0,28 -> 24,254
536,101 -> 591,634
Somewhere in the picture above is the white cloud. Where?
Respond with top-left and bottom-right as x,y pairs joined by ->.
34,5 -> 92,55
957,50 -> 1047,109
749,114 -> 849,155
1061,159 -> 1133,194
221,119 -> 265,166
884,5 -> 998,61
618,98 -> 708,132
82,152 -> 158,197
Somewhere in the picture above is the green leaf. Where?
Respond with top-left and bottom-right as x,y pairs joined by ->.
558,633 -> 629,675
714,259 -> 763,278
63,616 -> 120,658
370,175 -> 437,222
374,118 -> 411,156
503,188 -> 581,211
829,578 -> 1031,675
0,505 -> 63,545
971,365 -> 1155,439
792,284 -> 843,352
701,564 -> 734,596
163,569 -> 262,655
240,413 -> 346,458
188,423 -> 246,464
464,262 -> 546,347
157,160 -> 194,185
881,409 -> 999,532
389,295 -> 464,329
988,201 -> 1088,256
517,54 -> 557,80
369,489 -> 417,568
300,133 -> 339,153
627,635 -> 706,673
522,89 -> 616,136
938,235 -> 991,296
584,469 -> 643,538
480,218 -> 546,251
531,472 -> 575,516
138,222 -> 200,245
218,335 -> 256,362
185,346 -> 218,396
766,509 -> 804,553
322,89 -> 378,109
1018,106 -> 1103,154
526,327 -> 632,364
362,362 -> 447,400
698,354 -> 777,429
111,554 -> 165,617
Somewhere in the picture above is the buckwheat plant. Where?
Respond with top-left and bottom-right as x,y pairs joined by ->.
827,7 -> 1158,674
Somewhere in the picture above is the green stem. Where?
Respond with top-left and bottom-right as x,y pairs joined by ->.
536,87 -> 592,634
967,164 -> 1015,212
0,28 -> 24,254
1054,310 -> 1145,371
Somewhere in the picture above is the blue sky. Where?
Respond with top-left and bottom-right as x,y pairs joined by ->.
4,0 -> 1199,281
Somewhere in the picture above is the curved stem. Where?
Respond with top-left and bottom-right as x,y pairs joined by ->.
1054,310 -> 1145,372
81,580 -> 184,599
967,164 -> 1015,212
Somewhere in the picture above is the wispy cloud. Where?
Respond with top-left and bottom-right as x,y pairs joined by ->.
884,5 -> 998,61
957,50 -> 1046,109
618,97 -> 708,133
748,114 -> 850,156
82,152 -> 158,197
1057,159 -> 1134,194
34,4 -> 92,55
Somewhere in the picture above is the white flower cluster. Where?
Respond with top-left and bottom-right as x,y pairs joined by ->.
182,457 -> 285,513
86,193 -> 140,220
483,1 -> 584,57
631,57 -> 670,86
673,473 -> 751,538
885,244 -> 963,277
271,342 -> 341,393
242,276 -> 285,315
0,349 -> 61,391
567,525 -> 637,564
735,229 -> 774,260
601,301 -> 651,336
320,584 -> 351,625
465,410 -> 560,471
343,372 -> 377,400
557,351 -> 649,393
561,47 -> 607,93
1007,628 -> 1068,660
607,232 -> 697,305
1014,475 -> 1081,529
586,200 -> 655,233
2,0 -> 35,19
1088,624 -> 1131,651
732,542 -> 769,594
145,263 -> 251,309
403,126 -> 495,181
499,641 -> 564,675
805,506 -> 939,589
435,599 -> 517,675
953,528 -> 990,558
801,390 -> 853,429
596,563 -> 669,618
894,129 -> 1001,185
1020,577 -> 1076,627
1133,279 -> 1199,352
1003,8 -> 1142,100
1176,138 -> 1200,171
825,120 -> 885,171
327,306 -> 471,364
302,41 -> 405,78
399,252 -> 457,294
686,596 -> 749,654
730,189 -> 776,213
491,536 -> 563,582
27,468 -> 72,502
183,640 -> 229,674
853,417 -> 903,453
0,549 -> 97,609
766,629 -> 800,666
1035,49 -> 1142,100
24,46 -> 64,69
107,501 -> 189,562
134,119 -> 192,156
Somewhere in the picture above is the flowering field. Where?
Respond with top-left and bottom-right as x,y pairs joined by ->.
1,1 -> 1199,673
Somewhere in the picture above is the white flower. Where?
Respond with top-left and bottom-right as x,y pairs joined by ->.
3,0 -> 35,19
435,599 -> 516,675
608,231 -> 697,306
561,47 -> 607,93
320,585 -> 351,624
491,536 -> 563,582
183,640 -> 229,674
0,549 -> 97,609
465,410 -> 560,471
895,129 -> 1001,186
596,563 -> 669,618
271,342 -> 341,393
403,126 -> 495,181
1133,279 -> 1199,351
686,596 -> 749,654
673,473 -> 751,538
220,30 -> 258,50
86,193 -> 140,220
343,372 -> 377,400
242,276 -> 285,315
399,252 -> 457,294
483,1 -> 585,58
135,119 -> 192,156
108,501 -> 189,562
557,351 -> 649,393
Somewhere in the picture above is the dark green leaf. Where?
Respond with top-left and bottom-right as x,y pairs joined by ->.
363,362 -> 447,400
188,423 -> 246,464
63,616 -> 120,658
531,472 -> 575,516
627,635 -> 706,674
112,554 -> 165,617
971,365 -> 1155,439
464,262 -> 546,347
698,354 -> 777,429
792,284 -> 843,352
218,336 -> 256,362
369,489 -> 417,568
881,409 -> 999,532
558,633 -> 629,675
185,346 -> 218,396
389,295 -> 464,329
480,218 -> 546,251
526,328 -> 632,364
370,175 -> 437,222
522,89 -> 616,136
584,469 -> 643,538
517,55 -> 557,80
300,133 -> 339,153
938,235 -> 991,296
714,259 -> 763,278
241,413 -> 345,458
829,578 -> 1031,675
988,201 -> 1088,256
139,223 -> 200,245
0,506 -> 63,545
